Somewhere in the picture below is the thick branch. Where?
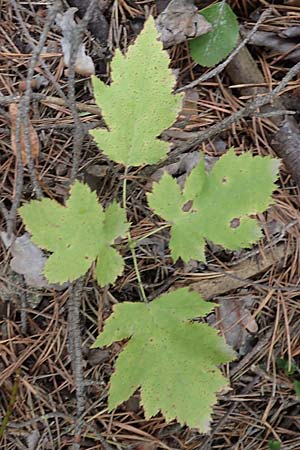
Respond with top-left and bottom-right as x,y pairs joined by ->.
226,45 -> 300,187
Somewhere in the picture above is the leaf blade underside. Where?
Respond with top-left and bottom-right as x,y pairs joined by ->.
147,149 -> 280,263
90,16 -> 183,167
19,181 -> 129,286
92,287 -> 235,432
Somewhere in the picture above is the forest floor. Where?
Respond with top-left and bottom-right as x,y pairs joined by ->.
1,1 -> 300,449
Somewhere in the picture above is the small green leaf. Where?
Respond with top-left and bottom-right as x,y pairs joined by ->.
276,357 -> 300,376
92,287 -> 236,431
148,149 -> 279,263
276,357 -> 292,375
19,181 -> 129,286
294,380 -> 300,400
189,2 -> 239,67
268,440 -> 281,450
146,172 -> 183,222
90,16 -> 182,167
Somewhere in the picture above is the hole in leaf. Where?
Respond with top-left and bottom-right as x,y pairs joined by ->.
222,176 -> 228,184
230,218 -> 240,229
182,200 -> 193,212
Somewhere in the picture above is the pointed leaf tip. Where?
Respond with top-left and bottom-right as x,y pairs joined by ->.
147,149 -> 279,263
90,16 -> 183,167
19,181 -> 129,286
92,287 -> 236,431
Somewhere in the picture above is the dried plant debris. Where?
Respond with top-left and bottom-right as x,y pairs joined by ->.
9,103 -> 40,166
18,74 -> 49,92
26,430 -> 40,450
148,151 -> 220,194
148,151 -> 201,186
56,7 -> 95,76
1,232 -> 67,290
208,295 -> 258,356
67,0 -> 110,44
2,2 -> 300,449
241,26 -> 300,62
181,88 -> 199,119
156,0 -> 212,48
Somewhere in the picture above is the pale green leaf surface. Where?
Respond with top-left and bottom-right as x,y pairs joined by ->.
95,201 -> 129,285
148,149 -> 279,262
189,3 -> 239,67
19,181 -> 129,286
19,198 -> 66,252
43,247 -> 94,284
92,288 -> 235,431
169,217 -> 206,262
89,16 -> 182,166
147,172 -> 183,221
95,245 -> 125,287
92,302 -> 146,346
150,289 -> 215,318
102,201 -> 129,243
183,158 -> 206,203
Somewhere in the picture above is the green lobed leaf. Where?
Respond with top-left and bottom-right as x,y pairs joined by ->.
19,181 -> 129,286
89,16 -> 183,167
147,149 -> 280,263
92,287 -> 235,431
189,2 -> 239,67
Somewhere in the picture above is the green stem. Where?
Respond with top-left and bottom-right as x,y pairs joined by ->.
129,240 -> 148,303
122,168 -> 128,211
123,172 -> 148,303
132,223 -> 170,246
0,368 -> 20,438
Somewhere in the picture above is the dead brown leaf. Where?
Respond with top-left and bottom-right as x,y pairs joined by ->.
214,296 -> 258,355
181,88 -> 199,118
9,103 -> 40,165
1,232 -> 68,290
56,8 -> 95,77
156,0 -> 212,48
241,26 -> 300,62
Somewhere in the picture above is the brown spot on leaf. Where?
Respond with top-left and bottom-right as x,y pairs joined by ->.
182,200 -> 193,212
230,218 -> 240,229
